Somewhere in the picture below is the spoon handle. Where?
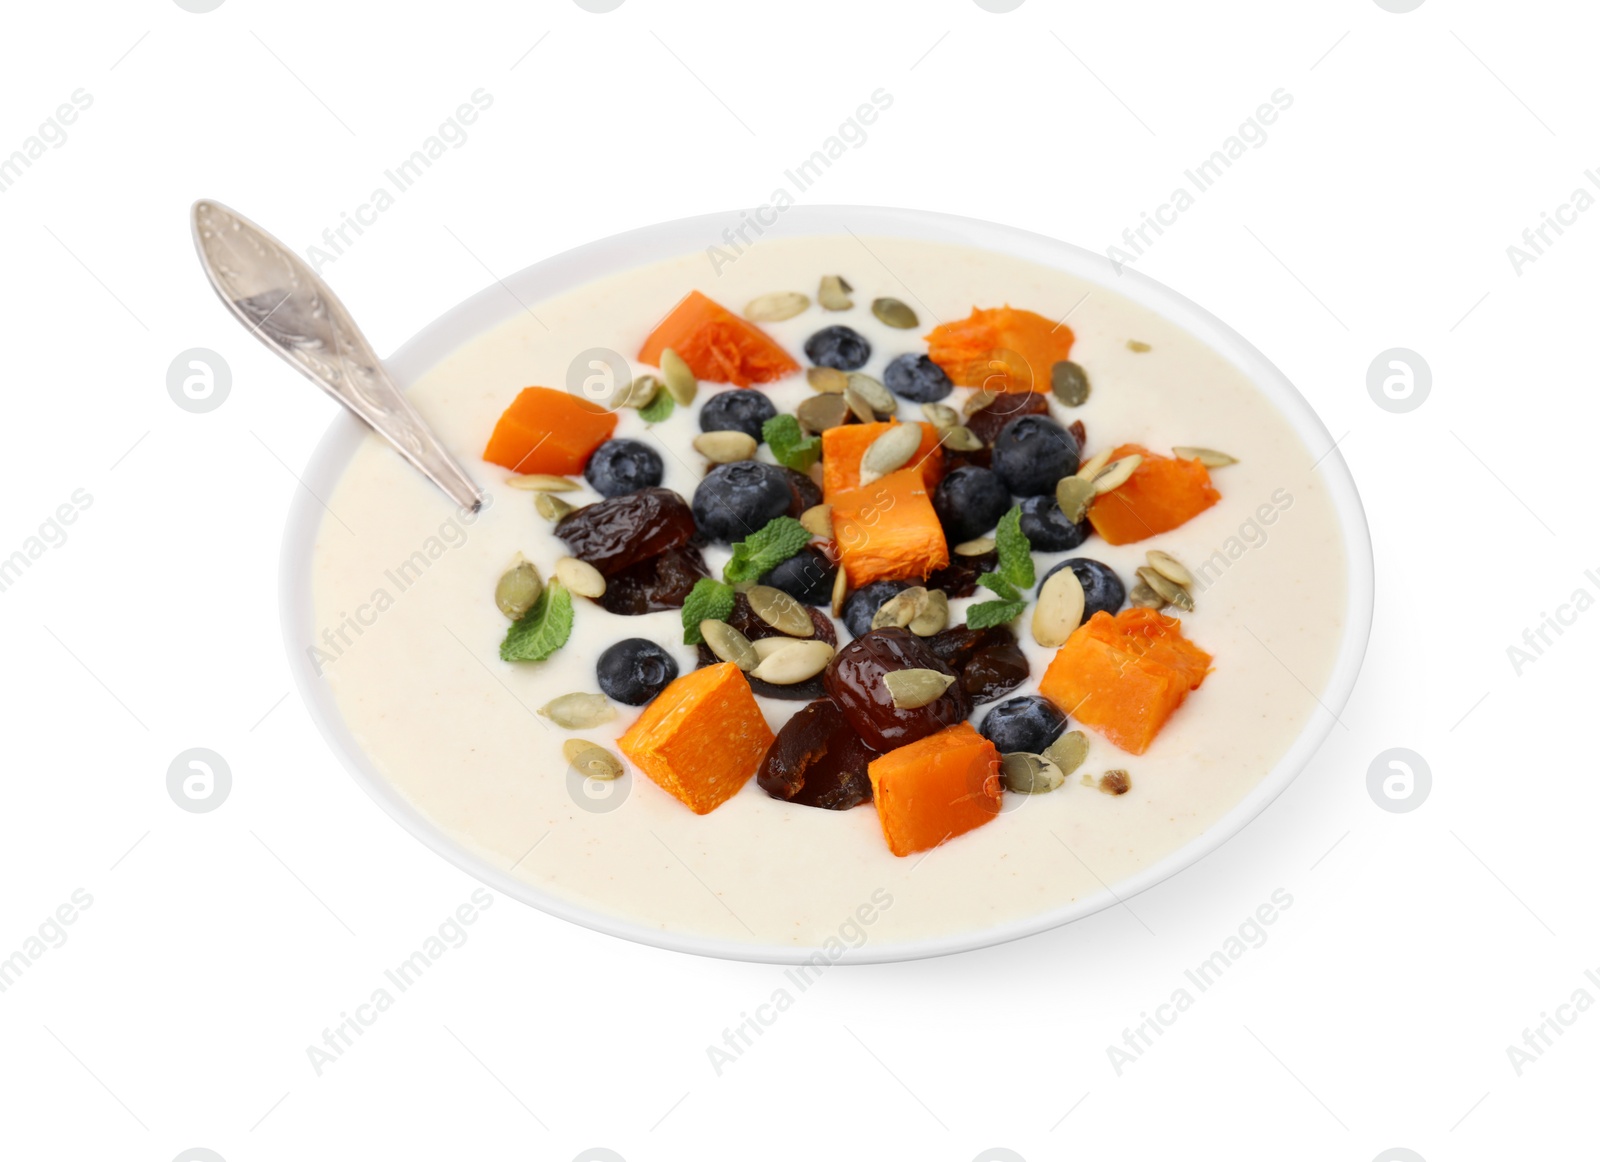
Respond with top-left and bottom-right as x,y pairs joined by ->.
191,199 -> 484,512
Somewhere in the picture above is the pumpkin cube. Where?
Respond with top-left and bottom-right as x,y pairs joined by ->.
867,722 -> 1003,857
821,421 -> 944,501
829,467 -> 949,588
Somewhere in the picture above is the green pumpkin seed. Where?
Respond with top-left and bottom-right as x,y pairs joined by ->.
939,425 -> 983,452
701,619 -> 759,672
693,430 -> 758,464
807,366 -> 849,393
1128,578 -> 1166,609
1099,769 -> 1132,795
536,493 -> 575,522
818,275 -> 853,311
1044,730 -> 1088,778
884,668 -> 955,710
1001,752 -> 1065,794
747,584 -> 814,637
1172,446 -> 1238,468
842,385 -> 878,424
908,589 -> 949,636
1050,360 -> 1090,407
1055,475 -> 1096,523
1136,566 -> 1193,611
797,393 -> 851,435
750,640 -> 835,685
563,740 -> 623,780
954,536 -> 996,557
1091,454 -> 1142,495
539,692 -> 615,730
1126,339 -> 1151,353
871,586 -> 929,631
860,423 -> 923,484
871,297 -> 919,329
1032,564 -> 1085,648
846,373 -> 895,416
962,389 -> 997,417
617,375 -> 662,410
744,291 -> 810,322
799,504 -> 833,539
921,402 -> 959,429
495,557 -> 543,619
555,556 -> 606,599
505,474 -> 580,492
1145,550 -> 1194,588
660,347 -> 698,405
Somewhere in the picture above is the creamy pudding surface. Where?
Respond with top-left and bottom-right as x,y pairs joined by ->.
309,235 -> 1346,950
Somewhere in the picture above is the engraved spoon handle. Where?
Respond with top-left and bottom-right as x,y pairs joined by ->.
191,199 -> 484,512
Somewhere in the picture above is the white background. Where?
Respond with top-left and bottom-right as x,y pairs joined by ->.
2,0 -> 1595,1159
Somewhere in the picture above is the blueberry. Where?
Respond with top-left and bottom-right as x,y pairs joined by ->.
932,466 -> 1012,544
584,438 -> 663,498
596,638 -> 679,706
699,389 -> 777,442
883,353 -> 952,403
1039,558 -> 1125,621
1018,494 -> 1090,552
804,325 -> 871,371
842,580 -> 909,638
980,695 -> 1069,756
990,415 -> 1080,497
692,460 -> 794,543
760,546 -> 837,606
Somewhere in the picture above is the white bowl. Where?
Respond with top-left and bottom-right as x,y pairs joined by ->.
280,206 -> 1374,964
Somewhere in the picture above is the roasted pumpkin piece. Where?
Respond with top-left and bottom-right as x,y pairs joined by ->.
1087,444 -> 1221,545
820,421 -> 945,501
1038,608 -> 1212,755
924,307 -> 1075,394
830,467 -> 950,588
637,290 -> 800,387
482,386 -> 619,474
866,722 -> 1002,857
618,662 -> 775,815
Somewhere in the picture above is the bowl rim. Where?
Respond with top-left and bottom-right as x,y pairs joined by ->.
279,204 -> 1374,965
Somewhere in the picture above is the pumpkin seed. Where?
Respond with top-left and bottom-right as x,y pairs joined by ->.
750,640 -> 835,685
871,297 -> 918,329
752,636 -> 800,661
797,393 -> 851,435
908,589 -> 949,636
563,739 -> 623,780
660,347 -> 698,405
807,366 -> 849,393
1050,360 -> 1090,407
1145,550 -> 1194,588
701,619 -> 759,671
962,389 -> 997,417
921,402 -> 959,429
818,275 -> 853,311
693,430 -> 758,464
536,493 -> 575,522
831,565 -> 848,617
1126,339 -> 1151,353
1001,751 -> 1065,795
747,584 -> 814,637
799,504 -> 833,539
1032,564 -> 1085,648
846,373 -> 895,416
1128,578 -> 1166,609
744,291 -> 809,322
1091,454 -> 1143,495
939,425 -> 983,452
1099,769 -> 1132,795
1044,730 -> 1088,778
539,692 -> 615,730
1074,448 -> 1113,481
842,385 -> 878,424
1055,475 -> 1096,523
859,424 -> 923,484
954,536 -> 996,557
884,668 -> 956,709
505,473 -> 580,492
1136,566 -> 1194,612
1172,445 -> 1237,468
555,556 -> 606,598
871,586 -> 928,630
617,374 -> 662,409
495,557 -> 544,619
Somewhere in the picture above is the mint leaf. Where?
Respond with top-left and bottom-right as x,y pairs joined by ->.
992,505 -> 1035,590
639,390 -> 675,423
763,414 -> 821,472
976,572 -> 1020,603
500,580 -> 574,662
681,578 -> 736,645
966,598 -> 1026,629
723,517 -> 812,584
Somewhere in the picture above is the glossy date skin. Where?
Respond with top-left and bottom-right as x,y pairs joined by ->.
555,487 -> 696,576
823,627 -> 970,752
756,698 -> 875,810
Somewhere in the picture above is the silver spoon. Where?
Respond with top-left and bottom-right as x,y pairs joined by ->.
191,199 -> 485,511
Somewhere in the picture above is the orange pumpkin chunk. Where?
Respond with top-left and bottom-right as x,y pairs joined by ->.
924,306 -> 1075,394
867,722 -> 1002,857
1087,444 -> 1221,545
482,386 -> 618,474
830,467 -> 949,589
638,290 -> 800,387
1038,608 -> 1213,756
619,663 -> 775,815
821,421 -> 944,501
